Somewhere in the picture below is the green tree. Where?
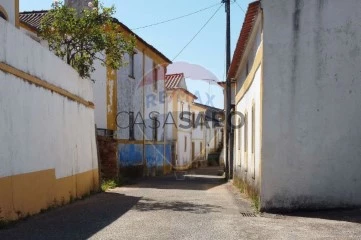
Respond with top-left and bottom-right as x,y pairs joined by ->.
40,0 -> 135,79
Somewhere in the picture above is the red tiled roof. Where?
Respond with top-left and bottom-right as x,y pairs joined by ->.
19,10 -> 172,64
20,10 -> 48,31
165,73 -> 197,99
228,1 -> 261,79
165,73 -> 184,90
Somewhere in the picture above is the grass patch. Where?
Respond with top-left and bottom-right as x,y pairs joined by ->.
234,178 -> 260,213
101,179 -> 118,191
100,176 -> 128,192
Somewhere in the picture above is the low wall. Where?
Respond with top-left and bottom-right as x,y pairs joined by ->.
118,143 -> 172,177
0,18 -> 99,220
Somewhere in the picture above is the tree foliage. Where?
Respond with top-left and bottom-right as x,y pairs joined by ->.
39,0 -> 135,79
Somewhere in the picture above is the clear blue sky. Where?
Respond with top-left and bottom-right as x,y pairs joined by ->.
20,0 -> 254,109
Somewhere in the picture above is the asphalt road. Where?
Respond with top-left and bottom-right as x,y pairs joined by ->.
1,167 -> 361,240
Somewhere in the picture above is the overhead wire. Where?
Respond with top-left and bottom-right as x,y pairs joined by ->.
172,3 -> 224,61
234,0 -> 246,14
131,2 -> 222,30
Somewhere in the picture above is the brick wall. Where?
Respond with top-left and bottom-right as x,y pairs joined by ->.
97,136 -> 118,180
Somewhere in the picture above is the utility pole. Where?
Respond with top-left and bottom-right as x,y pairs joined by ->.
223,0 -> 232,180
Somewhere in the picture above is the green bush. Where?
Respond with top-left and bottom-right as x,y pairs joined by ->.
101,179 -> 118,191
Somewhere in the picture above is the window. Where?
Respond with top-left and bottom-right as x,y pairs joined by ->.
180,102 -> 184,119
129,53 -> 134,78
252,104 -> 255,154
129,112 -> 134,140
184,136 -> 187,152
214,129 -> 217,149
252,103 -> 256,179
153,117 -> 158,141
153,63 -> 158,91
244,112 -> 248,171
200,142 -> 203,154
238,119 -> 241,151
192,112 -> 195,128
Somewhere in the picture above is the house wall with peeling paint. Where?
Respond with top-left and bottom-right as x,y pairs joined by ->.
114,47 -> 171,174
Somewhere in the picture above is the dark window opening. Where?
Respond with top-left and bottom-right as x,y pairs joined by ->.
129,112 -> 134,140
153,117 -> 157,141
129,54 -> 134,78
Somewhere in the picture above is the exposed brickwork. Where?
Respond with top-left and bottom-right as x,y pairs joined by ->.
97,136 -> 118,180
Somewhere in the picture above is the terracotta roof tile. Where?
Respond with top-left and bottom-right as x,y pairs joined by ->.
228,1 -> 260,79
165,73 -> 184,90
20,10 -> 48,31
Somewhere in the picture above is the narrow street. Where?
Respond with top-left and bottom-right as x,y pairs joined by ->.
0,167 -> 361,240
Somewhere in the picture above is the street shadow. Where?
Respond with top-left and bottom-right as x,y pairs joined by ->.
127,167 -> 226,191
0,192 -> 141,240
134,198 -> 223,214
280,208 -> 361,224
131,174 -> 225,191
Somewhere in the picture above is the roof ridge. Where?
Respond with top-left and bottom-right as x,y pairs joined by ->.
166,73 -> 184,76
227,0 -> 261,79
20,10 -> 49,14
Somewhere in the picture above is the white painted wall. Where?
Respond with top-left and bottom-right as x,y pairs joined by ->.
93,58 -> 107,129
165,94 -> 174,141
176,98 -> 192,167
191,106 -> 206,160
177,131 -> 192,167
262,0 -> 361,210
0,0 -> 15,25
0,18 -> 98,179
235,66 -> 262,188
143,55 -> 166,142
116,50 -> 144,140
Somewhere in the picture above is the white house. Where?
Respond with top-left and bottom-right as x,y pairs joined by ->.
192,103 -> 224,166
231,0 -> 361,211
165,73 -> 197,170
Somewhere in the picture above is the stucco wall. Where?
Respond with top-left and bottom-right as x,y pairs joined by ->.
0,0 -> 16,25
0,18 -> 98,220
235,65 -> 262,189
262,0 -> 361,210
93,58 -> 107,129
191,106 -> 206,161
116,50 -> 144,140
